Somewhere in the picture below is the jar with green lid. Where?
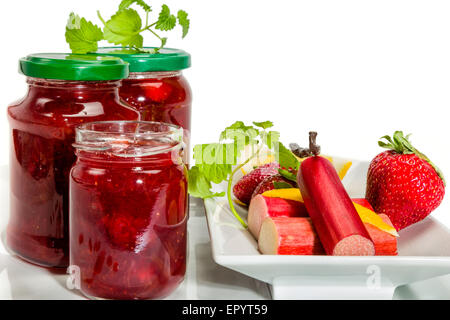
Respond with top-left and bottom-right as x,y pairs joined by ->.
94,48 -> 192,161
7,53 -> 139,268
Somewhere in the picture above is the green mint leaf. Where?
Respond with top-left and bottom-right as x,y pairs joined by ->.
155,4 -> 177,31
103,9 -> 143,47
177,10 -> 190,38
275,142 -> 300,170
262,130 -> 280,149
119,0 -> 151,12
65,13 -> 103,54
219,121 -> 260,163
193,143 -> 234,184
220,121 -> 259,144
66,12 -> 81,29
278,168 -> 298,182
253,121 -> 274,130
188,166 -> 225,199
273,181 -> 293,189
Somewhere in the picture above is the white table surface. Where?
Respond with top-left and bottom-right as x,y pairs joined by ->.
0,165 -> 449,300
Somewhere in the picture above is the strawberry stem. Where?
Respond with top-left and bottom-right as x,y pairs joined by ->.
290,131 -> 321,158
379,131 -> 446,186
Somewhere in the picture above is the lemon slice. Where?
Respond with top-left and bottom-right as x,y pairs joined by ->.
234,198 -> 247,207
262,186 -> 398,237
240,153 -> 275,175
262,188 -> 303,202
338,161 -> 352,180
353,203 -> 399,237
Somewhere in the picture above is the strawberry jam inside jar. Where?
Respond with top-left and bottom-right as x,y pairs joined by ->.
70,121 -> 188,300
95,48 -> 192,162
7,54 -> 139,268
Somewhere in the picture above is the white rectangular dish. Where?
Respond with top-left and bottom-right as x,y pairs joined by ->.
204,158 -> 450,299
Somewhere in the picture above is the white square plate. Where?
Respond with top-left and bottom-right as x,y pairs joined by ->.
204,157 -> 450,299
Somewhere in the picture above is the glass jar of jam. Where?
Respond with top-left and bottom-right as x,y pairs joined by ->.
7,54 -> 139,268
95,48 -> 192,161
70,121 -> 188,300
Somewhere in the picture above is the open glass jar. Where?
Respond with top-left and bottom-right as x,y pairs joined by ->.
7,54 -> 139,268
95,48 -> 192,161
70,121 -> 188,300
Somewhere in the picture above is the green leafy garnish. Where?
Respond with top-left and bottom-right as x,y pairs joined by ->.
253,121 -> 274,130
379,131 -> 446,186
177,10 -> 190,38
65,13 -> 103,54
188,121 -> 281,228
273,181 -> 293,189
119,0 -> 151,12
273,141 -> 300,181
188,167 -> 225,199
155,4 -> 177,31
65,1 -> 190,54
100,9 -> 144,48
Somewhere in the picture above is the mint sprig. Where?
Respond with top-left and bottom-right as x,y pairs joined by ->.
65,1 -> 190,54
188,121 -> 280,228
119,0 -> 151,12
99,9 -> 144,48
65,13 -> 103,54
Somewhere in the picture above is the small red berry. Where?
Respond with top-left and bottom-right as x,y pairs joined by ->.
366,131 -> 445,231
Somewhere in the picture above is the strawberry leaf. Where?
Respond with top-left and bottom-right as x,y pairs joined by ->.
275,142 -> 300,171
379,131 -> 446,186
273,181 -> 293,189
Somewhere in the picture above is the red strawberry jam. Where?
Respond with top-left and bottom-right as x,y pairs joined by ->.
70,121 -> 187,300
119,72 -> 191,131
7,54 -> 139,268
94,48 -> 192,162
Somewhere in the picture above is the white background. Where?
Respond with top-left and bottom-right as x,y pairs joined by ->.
0,0 -> 448,224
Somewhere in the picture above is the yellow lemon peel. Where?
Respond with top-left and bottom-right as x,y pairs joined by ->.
353,203 -> 399,237
261,188 -> 303,202
338,161 -> 353,180
234,198 -> 247,207
261,186 -> 398,237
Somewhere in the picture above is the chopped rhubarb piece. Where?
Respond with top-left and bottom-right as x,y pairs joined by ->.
259,216 -> 397,256
248,195 -> 308,239
366,214 -> 398,255
297,154 -> 375,256
258,217 -> 325,255
352,198 -> 374,210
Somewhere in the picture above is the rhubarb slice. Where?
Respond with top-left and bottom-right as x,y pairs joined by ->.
296,133 -> 375,256
258,216 -> 397,256
366,214 -> 398,255
248,195 -> 308,239
258,217 -> 325,255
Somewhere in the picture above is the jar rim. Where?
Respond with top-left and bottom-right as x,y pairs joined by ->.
93,47 -> 191,72
20,53 -> 130,81
74,121 -> 184,158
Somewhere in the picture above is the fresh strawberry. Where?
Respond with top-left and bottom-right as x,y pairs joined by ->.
251,174 -> 297,199
233,162 -> 279,205
366,131 -> 445,231
144,81 -> 173,103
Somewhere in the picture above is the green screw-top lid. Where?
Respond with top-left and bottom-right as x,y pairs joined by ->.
19,53 -> 130,81
94,47 -> 191,72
